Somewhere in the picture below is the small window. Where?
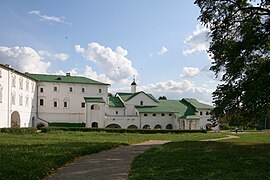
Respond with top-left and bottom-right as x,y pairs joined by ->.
169,113 -> 172,116
99,89 -> 102,93
19,78 -> 23,90
40,87 -> 44,93
64,101 -> 68,108
116,111 -> 118,115
81,102 -> 85,108
69,87 -> 73,92
140,101 -> 143,106
200,111 -> 203,116
26,80 -> 29,92
40,99 -> 44,106
53,101 -> 58,107
54,86 -> 58,91
82,87 -> 85,93
206,111 -> 209,115
153,113 -> 156,116
12,76 -> 16,87
144,113 -> 148,116
19,95 -> 23,106
161,113 -> 165,116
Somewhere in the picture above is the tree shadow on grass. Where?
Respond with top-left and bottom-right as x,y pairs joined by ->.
0,141 -> 123,179
129,141 -> 270,180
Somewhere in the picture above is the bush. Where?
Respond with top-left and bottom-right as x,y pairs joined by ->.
0,128 -> 38,134
41,127 -> 207,134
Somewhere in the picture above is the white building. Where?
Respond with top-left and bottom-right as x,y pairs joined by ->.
0,64 -> 214,130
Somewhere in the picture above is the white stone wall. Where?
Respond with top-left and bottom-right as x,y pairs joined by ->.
105,116 -> 140,129
140,113 -> 176,129
0,66 -> 37,128
125,93 -> 158,106
37,81 -> 108,124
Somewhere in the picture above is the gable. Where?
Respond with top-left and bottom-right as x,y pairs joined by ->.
117,91 -> 158,106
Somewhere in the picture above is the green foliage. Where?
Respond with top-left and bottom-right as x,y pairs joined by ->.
194,0 -> 270,122
129,132 -> 270,179
41,127 -> 207,134
0,128 -> 37,134
48,122 -> 86,127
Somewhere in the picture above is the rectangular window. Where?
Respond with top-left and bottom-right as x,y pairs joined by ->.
19,95 -> 23,106
40,99 -> 44,106
53,101 -> 58,107
19,78 -> 23,90
99,89 -> 102,93
140,101 -> 143,106
12,76 -> 16,87
81,102 -> 85,108
69,87 -> 73,92
82,87 -> 85,93
116,111 -> 118,115
12,94 -> 16,105
26,80 -> 29,92
40,87 -> 44,93
54,86 -> 58,91
64,101 -> 68,108
25,96 -> 29,107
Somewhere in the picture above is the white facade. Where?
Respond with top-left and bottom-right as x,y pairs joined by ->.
0,65 -> 37,128
0,64 -> 214,130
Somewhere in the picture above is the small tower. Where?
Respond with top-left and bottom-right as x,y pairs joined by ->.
131,77 -> 137,94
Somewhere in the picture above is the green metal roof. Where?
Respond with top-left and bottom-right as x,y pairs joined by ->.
84,97 -> 105,103
136,100 -> 200,120
181,98 -> 213,109
116,91 -> 158,103
136,100 -> 187,114
26,73 -> 109,85
109,96 -> 125,107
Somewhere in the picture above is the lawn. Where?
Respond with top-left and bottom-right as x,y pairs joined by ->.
0,131 -> 224,179
129,131 -> 270,180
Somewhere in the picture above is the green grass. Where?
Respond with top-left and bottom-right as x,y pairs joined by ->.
0,131 -> 224,179
129,132 -> 270,180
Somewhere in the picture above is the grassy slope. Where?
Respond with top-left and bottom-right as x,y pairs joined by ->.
0,131 -> 224,179
129,132 -> 270,180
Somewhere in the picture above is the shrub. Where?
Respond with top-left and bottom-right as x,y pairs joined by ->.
41,127 -> 207,134
0,128 -> 38,134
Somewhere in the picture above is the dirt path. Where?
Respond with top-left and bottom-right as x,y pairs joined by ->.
200,135 -> 240,142
47,140 -> 170,180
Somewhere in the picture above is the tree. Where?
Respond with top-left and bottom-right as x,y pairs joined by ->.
158,96 -> 167,100
194,0 -> 270,124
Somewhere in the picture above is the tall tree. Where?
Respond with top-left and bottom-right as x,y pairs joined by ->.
194,0 -> 270,123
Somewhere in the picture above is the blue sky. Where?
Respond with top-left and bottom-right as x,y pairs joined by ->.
0,0 -> 220,104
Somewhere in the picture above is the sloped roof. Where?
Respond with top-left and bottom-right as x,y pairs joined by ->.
136,100 -> 187,114
181,98 -> 213,109
84,97 -> 105,103
109,96 -> 125,107
27,73 -> 109,85
116,91 -> 158,103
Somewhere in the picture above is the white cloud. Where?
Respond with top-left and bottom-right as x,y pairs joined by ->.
0,46 -> 51,73
182,67 -> 200,77
157,46 -> 168,55
150,46 -> 168,58
28,10 -> 72,25
183,24 -> 211,56
75,42 -> 138,85
38,51 -> 69,61
83,66 -> 112,84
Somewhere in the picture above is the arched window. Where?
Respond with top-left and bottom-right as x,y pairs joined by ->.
127,125 -> 138,129
91,104 -> 100,110
161,113 -> 165,116
144,113 -> 148,116
154,124 -> 162,129
169,113 -> 172,116
106,124 -> 121,128
40,99 -> 44,106
92,122 -> 98,128
166,124 -> 173,130
153,113 -> 156,116
142,124 -> 150,129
